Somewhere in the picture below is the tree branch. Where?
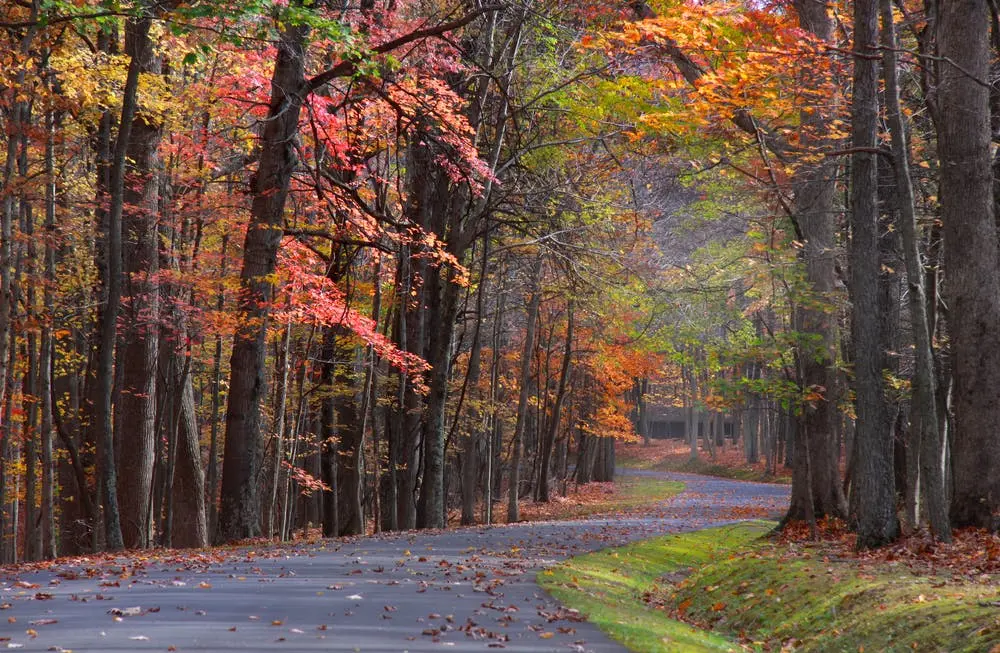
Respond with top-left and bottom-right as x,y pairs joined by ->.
303,5 -> 505,96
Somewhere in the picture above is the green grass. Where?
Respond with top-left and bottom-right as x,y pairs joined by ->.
671,540 -> 1000,652
538,522 -> 770,652
540,522 -> 1000,653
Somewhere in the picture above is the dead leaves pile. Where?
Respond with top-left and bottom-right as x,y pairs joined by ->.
778,517 -> 1000,580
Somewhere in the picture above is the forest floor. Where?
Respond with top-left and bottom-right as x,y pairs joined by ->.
617,440 -> 792,484
545,508 -> 1000,652
0,471 -> 787,652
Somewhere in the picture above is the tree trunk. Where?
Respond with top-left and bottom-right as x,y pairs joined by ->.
217,16 -> 308,543
506,259 -> 542,522
40,98 -> 57,559
460,269 -> 487,525
536,302 -> 573,503
319,328 -> 339,538
95,10 -> 166,551
937,0 -> 1000,529
266,323 -> 292,538
850,0 -> 898,548
116,18 -> 163,548
206,234 -> 227,537
685,366 -> 699,460
169,361 -> 208,548
782,0 -> 848,525
335,342 -> 364,536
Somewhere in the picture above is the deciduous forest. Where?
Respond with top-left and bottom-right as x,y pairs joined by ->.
0,0 -> 997,564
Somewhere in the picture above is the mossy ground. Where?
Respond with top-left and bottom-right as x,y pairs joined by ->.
538,522 -> 767,652
541,521 -> 1000,653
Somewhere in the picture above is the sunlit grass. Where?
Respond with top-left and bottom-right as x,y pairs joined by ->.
538,522 -> 769,652
543,518 -> 1000,653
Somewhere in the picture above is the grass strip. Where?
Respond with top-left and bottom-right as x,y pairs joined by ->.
545,516 -> 1000,653
671,534 -> 1000,652
538,521 -> 770,652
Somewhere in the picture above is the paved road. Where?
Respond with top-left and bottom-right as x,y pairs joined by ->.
0,471 -> 788,652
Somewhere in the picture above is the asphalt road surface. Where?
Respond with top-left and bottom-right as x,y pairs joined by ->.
0,471 -> 788,652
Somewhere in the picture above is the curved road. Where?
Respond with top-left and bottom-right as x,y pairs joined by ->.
0,471 -> 788,652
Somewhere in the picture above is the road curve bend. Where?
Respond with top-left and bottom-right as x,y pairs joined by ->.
0,471 -> 788,652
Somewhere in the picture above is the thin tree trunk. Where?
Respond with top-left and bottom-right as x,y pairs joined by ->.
506,259 -> 542,522
21,107 -> 39,562
880,0 -> 948,539
335,341 -> 364,536
206,234 -> 228,537
40,96 -> 57,559
460,262 -> 487,525
536,301 -> 573,503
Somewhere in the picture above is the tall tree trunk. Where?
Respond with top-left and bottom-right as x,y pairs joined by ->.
460,263 -> 487,526
96,9 -> 164,551
169,358 -> 208,548
319,328 -> 339,538
850,0 -> 898,548
207,234 -> 227,537
22,104 -> 39,562
217,16 -> 308,543
40,96 -> 57,559
335,341 -> 364,536
937,0 -> 1000,529
116,17 -> 163,549
880,0 -> 949,540
266,323 -> 292,538
536,302 -> 573,503
783,0 -> 849,525
506,260 -> 542,522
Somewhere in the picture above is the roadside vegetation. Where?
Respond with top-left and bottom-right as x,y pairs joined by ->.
541,521 -> 1000,652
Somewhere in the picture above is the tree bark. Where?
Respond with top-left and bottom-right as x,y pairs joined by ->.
169,362 -> 208,548
95,10 -> 164,551
536,301 -> 573,503
850,0 -> 898,548
217,15 -> 308,543
506,259 -> 542,522
880,0 -> 949,540
116,16 -> 163,548
780,0 -> 849,525
937,0 -> 1000,529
